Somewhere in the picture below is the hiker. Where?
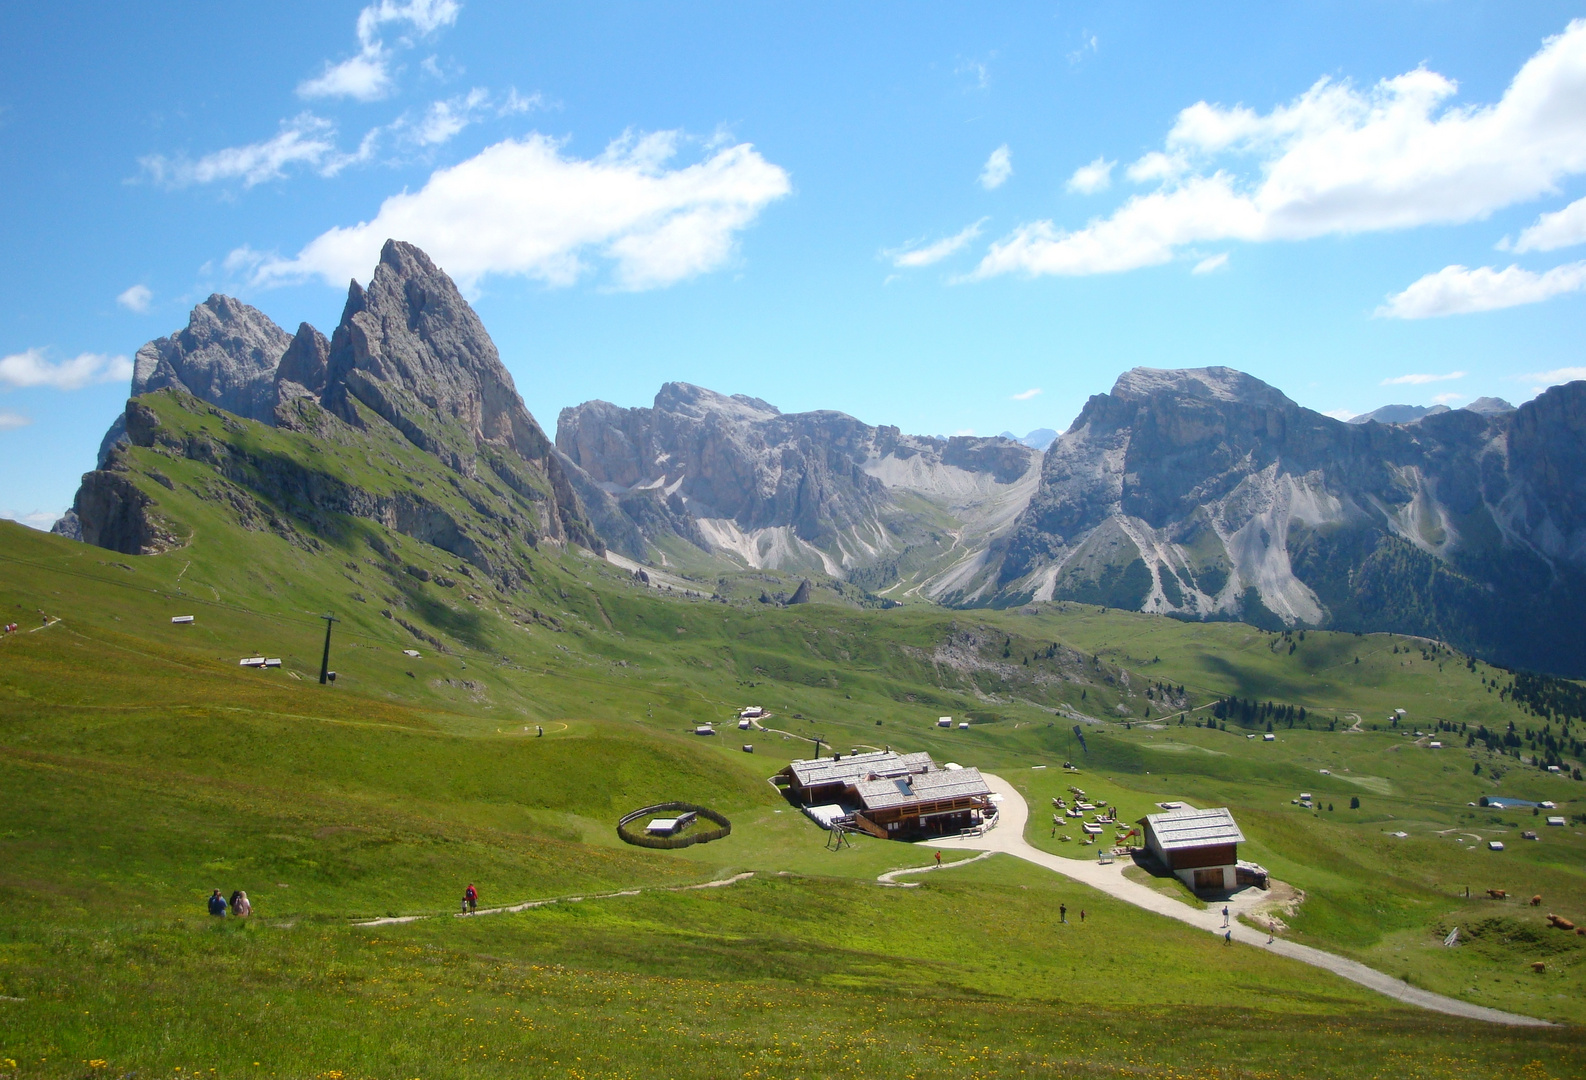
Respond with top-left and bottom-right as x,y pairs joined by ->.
1080,909 -> 1086,922
536,725 -> 543,737
1224,929 -> 1232,945
208,889 -> 227,917
1267,920 -> 1274,944
1060,903 -> 1067,923
934,851 -> 942,866
1222,905 -> 1230,927
464,883 -> 478,914
234,892 -> 252,917
229,890 -> 242,914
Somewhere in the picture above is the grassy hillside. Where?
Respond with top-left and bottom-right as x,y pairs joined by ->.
3,390 -> 1585,1075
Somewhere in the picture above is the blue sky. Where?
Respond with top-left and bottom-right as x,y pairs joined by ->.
3,2 -> 1585,526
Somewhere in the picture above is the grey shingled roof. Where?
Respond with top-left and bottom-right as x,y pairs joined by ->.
855,766 -> 992,811
786,750 -> 934,789
1141,807 -> 1245,851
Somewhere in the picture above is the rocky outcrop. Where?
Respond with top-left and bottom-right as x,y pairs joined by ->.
275,322 -> 330,404
980,366 -> 1586,675
65,464 -> 183,556
556,382 -> 1042,576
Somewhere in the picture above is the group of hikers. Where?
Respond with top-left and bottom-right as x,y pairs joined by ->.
207,889 -> 252,917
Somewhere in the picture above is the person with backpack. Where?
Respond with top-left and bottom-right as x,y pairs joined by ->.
234,892 -> 252,917
208,889 -> 227,917
464,883 -> 478,914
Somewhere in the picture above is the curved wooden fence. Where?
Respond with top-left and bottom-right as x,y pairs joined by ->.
616,801 -> 732,849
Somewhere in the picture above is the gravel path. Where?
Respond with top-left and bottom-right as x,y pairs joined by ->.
926,772 -> 1549,1027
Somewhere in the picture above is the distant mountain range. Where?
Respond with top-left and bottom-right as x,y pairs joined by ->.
1346,398 -> 1514,426
55,241 -> 1586,675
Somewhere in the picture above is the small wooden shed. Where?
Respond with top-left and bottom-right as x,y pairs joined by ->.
1137,807 -> 1246,893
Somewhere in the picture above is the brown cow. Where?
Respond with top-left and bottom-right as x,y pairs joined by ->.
1487,889 -> 1507,899
1532,961 -> 1546,973
1531,894 -> 1543,906
1546,913 -> 1575,931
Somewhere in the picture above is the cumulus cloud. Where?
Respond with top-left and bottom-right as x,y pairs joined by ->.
1377,261 -> 1586,318
141,114 -> 347,187
300,0 -> 460,102
116,284 -> 152,312
1431,392 -> 1466,404
0,411 -> 31,430
1322,408 -> 1357,421
980,145 -> 1012,190
972,20 -> 1586,279
1381,371 -> 1466,385
887,219 -> 986,269
1010,388 -> 1042,401
0,349 -> 133,390
1066,156 -> 1114,194
1192,252 -> 1229,274
1510,195 -> 1586,252
251,131 -> 791,292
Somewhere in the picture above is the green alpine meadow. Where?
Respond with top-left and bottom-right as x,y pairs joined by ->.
8,10 -> 1586,1072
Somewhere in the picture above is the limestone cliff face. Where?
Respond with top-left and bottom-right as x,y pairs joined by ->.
983,366 -> 1586,676
557,382 -> 1042,577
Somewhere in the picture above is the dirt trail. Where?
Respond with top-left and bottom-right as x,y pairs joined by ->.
926,772 -> 1549,1027
354,872 -> 757,927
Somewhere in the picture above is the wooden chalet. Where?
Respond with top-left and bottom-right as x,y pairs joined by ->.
1137,807 -> 1245,893
776,750 -> 994,840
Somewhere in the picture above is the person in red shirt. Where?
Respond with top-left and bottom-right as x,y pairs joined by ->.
463,883 -> 478,914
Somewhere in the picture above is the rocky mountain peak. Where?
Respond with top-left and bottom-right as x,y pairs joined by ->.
653,382 -> 781,422
321,238 -> 595,547
131,294 -> 291,424
1110,366 -> 1295,409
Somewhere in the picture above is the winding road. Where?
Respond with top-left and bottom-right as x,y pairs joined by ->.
922,772 -> 1549,1027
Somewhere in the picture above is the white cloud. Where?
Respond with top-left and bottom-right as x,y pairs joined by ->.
980,145 -> 1012,190
142,114 -> 342,187
1010,388 -> 1042,401
1510,195 -> 1586,252
1192,252 -> 1229,274
972,20 -> 1586,279
1517,365 -> 1586,387
953,428 -> 975,437
0,411 -> 31,430
1381,371 -> 1466,386
1066,156 -> 1114,195
888,219 -> 986,269
1431,392 -> 1466,403
1378,261 -> 1586,318
1068,33 -> 1099,66
1,509 -> 64,531
1322,408 -> 1356,421
300,0 -> 460,102
251,131 -> 791,292
957,58 -> 991,91
116,284 -> 152,312
299,51 -> 394,103
412,88 -> 490,146
0,349 -> 133,391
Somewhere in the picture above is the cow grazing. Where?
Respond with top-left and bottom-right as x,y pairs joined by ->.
1531,894 -> 1543,906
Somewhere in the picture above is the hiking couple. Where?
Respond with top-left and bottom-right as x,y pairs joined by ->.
462,883 -> 478,914
208,889 -> 251,917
